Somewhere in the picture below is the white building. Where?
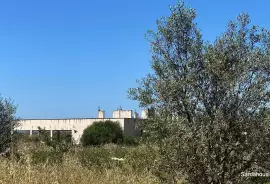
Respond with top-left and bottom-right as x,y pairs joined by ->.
16,108 -> 146,144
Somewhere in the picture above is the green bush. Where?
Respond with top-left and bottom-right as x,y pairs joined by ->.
122,136 -> 138,146
81,120 -> 123,146
37,127 -> 73,152
15,134 -> 41,143
31,150 -> 63,165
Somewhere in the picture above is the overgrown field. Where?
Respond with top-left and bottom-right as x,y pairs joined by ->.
0,142 -> 160,184
1,139 -> 267,184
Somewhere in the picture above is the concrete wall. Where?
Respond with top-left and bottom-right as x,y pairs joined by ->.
16,118 -> 142,144
123,119 -> 142,136
16,118 -> 127,144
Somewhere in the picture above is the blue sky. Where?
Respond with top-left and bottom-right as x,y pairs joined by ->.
0,0 -> 270,119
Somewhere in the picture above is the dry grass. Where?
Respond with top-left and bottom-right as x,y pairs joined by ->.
0,159 -> 157,184
0,143 -> 159,184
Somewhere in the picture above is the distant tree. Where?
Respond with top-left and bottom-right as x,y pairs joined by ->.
0,95 -> 18,153
129,1 -> 270,183
81,120 -> 123,146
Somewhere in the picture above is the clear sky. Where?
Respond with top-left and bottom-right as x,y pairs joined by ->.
0,0 -> 270,119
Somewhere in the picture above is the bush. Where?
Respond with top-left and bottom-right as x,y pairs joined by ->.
122,136 -> 138,146
37,127 -> 73,152
15,134 -> 41,143
0,96 -> 18,153
81,120 -> 123,146
31,150 -> 63,165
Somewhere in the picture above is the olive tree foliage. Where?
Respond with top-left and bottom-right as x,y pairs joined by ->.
128,2 -> 270,184
0,95 -> 18,153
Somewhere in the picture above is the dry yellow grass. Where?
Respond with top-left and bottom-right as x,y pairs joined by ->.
0,142 -> 159,184
0,156 -> 158,184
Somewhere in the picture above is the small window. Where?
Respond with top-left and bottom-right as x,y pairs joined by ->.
32,130 -> 39,135
52,130 -> 72,142
16,130 -> 30,135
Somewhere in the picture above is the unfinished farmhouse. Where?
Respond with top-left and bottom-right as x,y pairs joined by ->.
16,108 -> 148,144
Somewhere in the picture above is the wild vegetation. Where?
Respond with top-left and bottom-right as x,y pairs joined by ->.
0,123 -> 158,183
81,120 -> 124,146
0,95 -> 18,154
129,1 -> 270,184
0,141 -> 159,184
1,1 -> 270,184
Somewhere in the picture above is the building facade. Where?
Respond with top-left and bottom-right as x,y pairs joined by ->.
16,109 -> 146,144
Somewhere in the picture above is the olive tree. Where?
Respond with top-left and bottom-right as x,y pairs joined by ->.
129,2 -> 270,183
0,95 -> 18,153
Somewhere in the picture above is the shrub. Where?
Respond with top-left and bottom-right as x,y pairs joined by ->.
0,96 -> 18,153
81,120 -> 123,146
122,136 -> 138,146
31,150 -> 63,165
37,127 -> 73,153
15,134 -> 41,143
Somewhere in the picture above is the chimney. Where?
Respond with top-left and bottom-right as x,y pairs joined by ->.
98,108 -> 105,119
113,109 -> 133,118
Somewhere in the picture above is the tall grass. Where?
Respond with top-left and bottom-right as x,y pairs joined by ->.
0,142 -> 159,184
0,157 -> 157,184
